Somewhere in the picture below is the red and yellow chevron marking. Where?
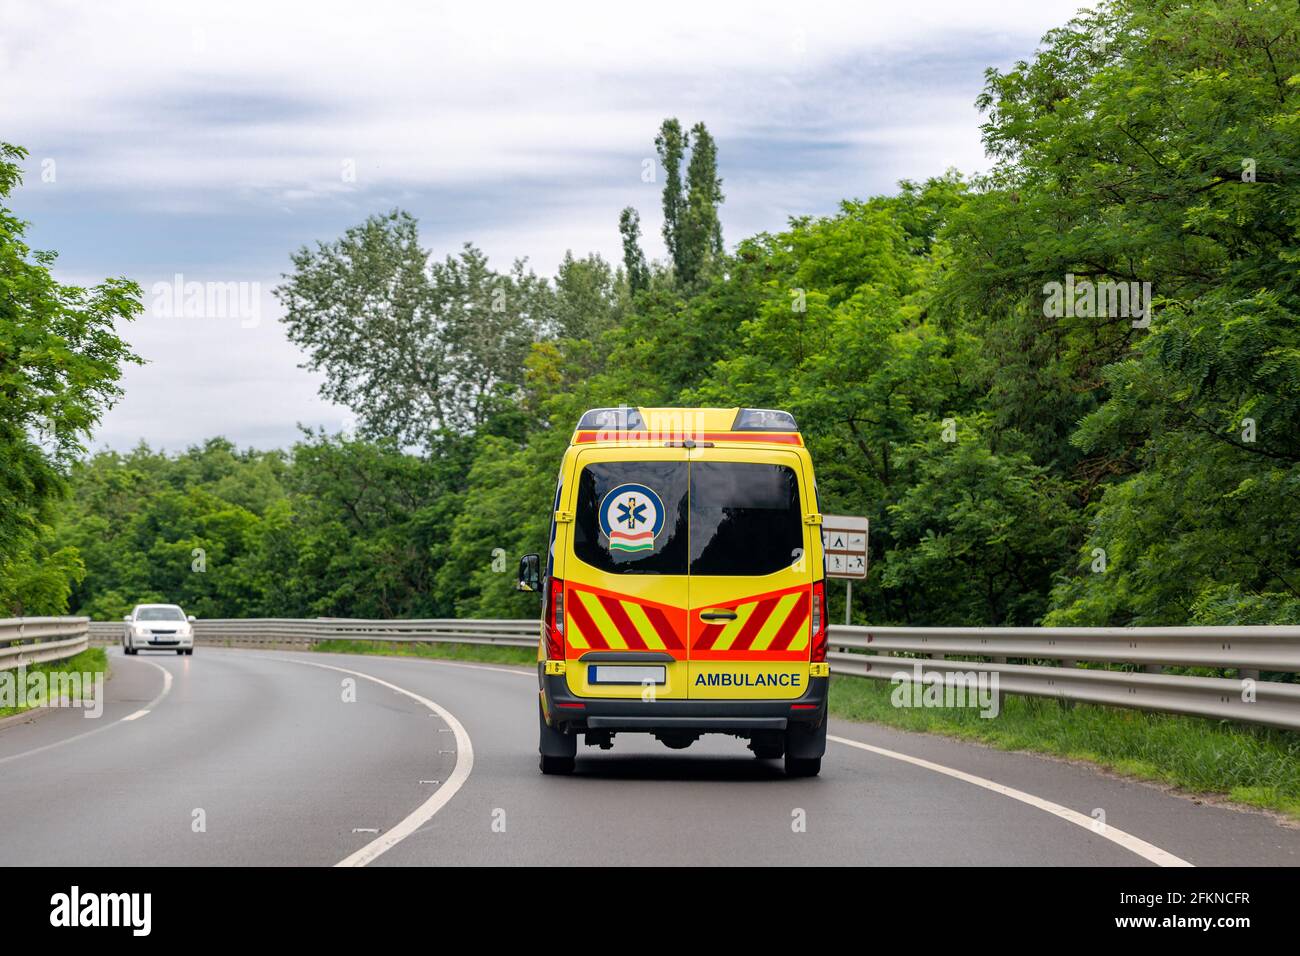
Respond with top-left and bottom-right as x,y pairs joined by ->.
564,584 -> 688,660
690,585 -> 811,661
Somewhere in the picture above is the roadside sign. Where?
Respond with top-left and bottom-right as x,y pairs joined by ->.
822,514 -> 868,580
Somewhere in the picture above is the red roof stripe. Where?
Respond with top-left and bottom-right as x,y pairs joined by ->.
573,430 -> 801,445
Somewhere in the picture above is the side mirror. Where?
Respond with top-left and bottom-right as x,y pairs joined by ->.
187,615 -> 197,623
123,615 -> 131,622
516,553 -> 541,593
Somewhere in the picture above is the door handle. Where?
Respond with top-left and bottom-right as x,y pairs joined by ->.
700,609 -> 738,622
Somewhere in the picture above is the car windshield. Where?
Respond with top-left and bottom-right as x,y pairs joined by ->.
137,607 -> 185,621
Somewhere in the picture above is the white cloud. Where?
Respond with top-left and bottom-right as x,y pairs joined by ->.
1,0 -> 1087,450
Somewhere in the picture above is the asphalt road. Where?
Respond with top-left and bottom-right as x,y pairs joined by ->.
1,646 -> 1297,866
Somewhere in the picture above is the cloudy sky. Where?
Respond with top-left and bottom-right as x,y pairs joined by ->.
3,0 -> 1086,452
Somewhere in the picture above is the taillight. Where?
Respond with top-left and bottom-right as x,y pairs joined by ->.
810,580 -> 827,663
545,577 -> 565,659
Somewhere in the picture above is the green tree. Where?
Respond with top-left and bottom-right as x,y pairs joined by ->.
276,211 -> 552,444
617,207 -> 649,295
883,418 -> 1078,625
654,118 -> 687,273
677,122 -> 725,287
941,0 -> 1300,624
553,251 -> 620,340
0,142 -> 141,614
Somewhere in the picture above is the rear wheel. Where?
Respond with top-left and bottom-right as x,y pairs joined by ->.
539,754 -> 575,775
176,649 -> 185,655
783,718 -> 826,776
785,756 -> 821,777
538,702 -> 576,775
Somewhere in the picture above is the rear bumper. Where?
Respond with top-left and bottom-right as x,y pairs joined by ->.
539,669 -> 828,734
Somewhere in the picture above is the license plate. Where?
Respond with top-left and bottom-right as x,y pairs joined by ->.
587,665 -> 666,685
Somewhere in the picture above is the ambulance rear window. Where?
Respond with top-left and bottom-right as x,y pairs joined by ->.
689,462 -> 802,576
573,461 -> 689,574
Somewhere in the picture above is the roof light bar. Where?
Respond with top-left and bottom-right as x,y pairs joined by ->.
732,408 -> 798,432
577,406 -> 646,431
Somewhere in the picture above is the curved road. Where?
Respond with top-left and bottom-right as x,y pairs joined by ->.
1,646 -> 1297,866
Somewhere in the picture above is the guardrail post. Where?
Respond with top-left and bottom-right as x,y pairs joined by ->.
990,655 -> 1007,712
1058,658 -> 1077,710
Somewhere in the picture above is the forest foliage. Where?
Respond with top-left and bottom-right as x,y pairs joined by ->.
11,0 -> 1298,628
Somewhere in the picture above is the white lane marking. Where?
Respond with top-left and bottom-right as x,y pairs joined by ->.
829,734 -> 1193,867
121,709 -> 151,721
222,647 -> 1193,866
272,657 -> 475,868
0,654 -> 174,767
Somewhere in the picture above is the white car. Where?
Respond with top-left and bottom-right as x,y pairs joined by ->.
123,604 -> 196,655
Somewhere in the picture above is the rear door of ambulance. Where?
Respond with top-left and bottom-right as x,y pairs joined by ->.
560,445 -> 691,699
686,447 -> 815,699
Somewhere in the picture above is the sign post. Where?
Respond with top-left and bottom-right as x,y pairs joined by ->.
821,515 -> 868,626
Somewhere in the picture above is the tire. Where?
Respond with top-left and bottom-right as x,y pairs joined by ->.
785,756 -> 821,777
176,649 -> 185,655
186,649 -> 194,656
538,702 -> 576,775
539,754 -> 575,775
784,718 -> 826,777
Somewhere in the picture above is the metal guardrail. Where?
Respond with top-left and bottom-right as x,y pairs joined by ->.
88,618 -> 537,648
831,625 -> 1300,672
1,617 -> 91,669
831,624 -> 1300,731
83,618 -> 1300,731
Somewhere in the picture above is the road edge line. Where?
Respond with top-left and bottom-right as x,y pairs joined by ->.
829,733 -> 1193,867
0,655 -> 173,767
273,657 -> 475,868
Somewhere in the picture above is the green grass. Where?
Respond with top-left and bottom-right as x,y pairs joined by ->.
312,639 -> 537,666
830,676 -> 1300,820
304,638 -> 1300,820
0,647 -> 110,719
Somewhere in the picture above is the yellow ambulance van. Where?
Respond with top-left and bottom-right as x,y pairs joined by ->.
516,407 -> 830,777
